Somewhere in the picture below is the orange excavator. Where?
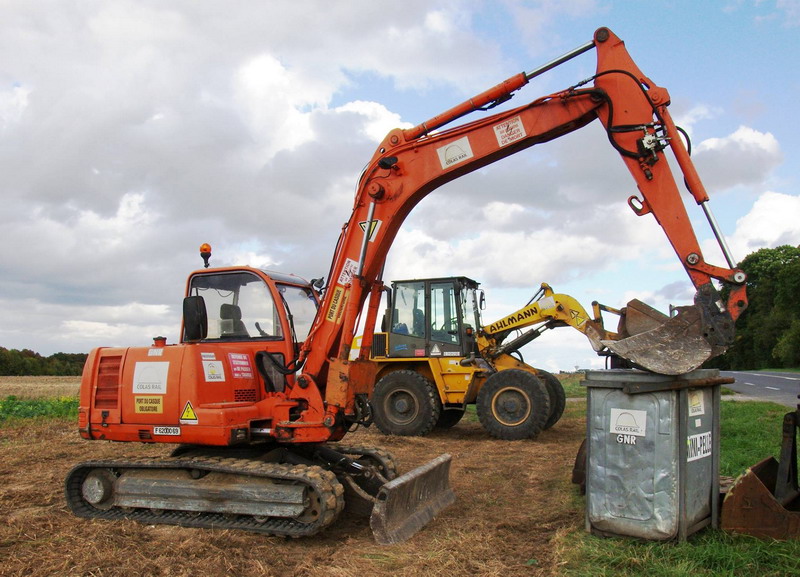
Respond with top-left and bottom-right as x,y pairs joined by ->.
66,27 -> 747,543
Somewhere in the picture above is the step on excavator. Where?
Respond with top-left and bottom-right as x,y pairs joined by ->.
67,27 -> 747,543
368,279 -> 657,440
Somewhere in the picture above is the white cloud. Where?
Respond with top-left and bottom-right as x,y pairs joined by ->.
0,85 -> 30,130
693,126 -> 782,191
726,191 -> 800,258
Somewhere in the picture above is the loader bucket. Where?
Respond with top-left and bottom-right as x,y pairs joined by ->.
370,453 -> 455,545
720,457 -> 800,539
602,300 -> 724,375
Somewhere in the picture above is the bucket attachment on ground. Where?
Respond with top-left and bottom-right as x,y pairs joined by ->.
602,299 -> 726,375
370,453 -> 455,545
721,404 -> 800,540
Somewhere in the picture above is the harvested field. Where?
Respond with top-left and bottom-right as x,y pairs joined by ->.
0,375 -> 80,399
0,377 -> 586,577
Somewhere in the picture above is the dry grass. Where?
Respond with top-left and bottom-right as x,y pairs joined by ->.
0,376 -> 80,399
0,379 -> 587,577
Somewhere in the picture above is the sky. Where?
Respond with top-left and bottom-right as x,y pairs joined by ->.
2,0 -> 799,373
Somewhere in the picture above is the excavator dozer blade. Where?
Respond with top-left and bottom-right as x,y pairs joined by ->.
602,300 -> 724,375
370,453 -> 455,545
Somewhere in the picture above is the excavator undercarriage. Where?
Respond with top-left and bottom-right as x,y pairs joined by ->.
66,444 -> 454,544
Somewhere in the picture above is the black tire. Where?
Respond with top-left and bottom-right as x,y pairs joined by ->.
476,369 -> 550,440
538,369 -> 566,430
435,408 -> 465,429
372,370 -> 441,436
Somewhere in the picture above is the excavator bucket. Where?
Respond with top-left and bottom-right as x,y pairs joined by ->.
370,453 -> 455,545
602,299 -> 724,375
721,457 -> 800,539
721,405 -> 800,539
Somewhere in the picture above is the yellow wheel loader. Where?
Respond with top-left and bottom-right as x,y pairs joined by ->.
368,277 -> 664,440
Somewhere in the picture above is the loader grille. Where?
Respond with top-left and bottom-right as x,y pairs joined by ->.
94,355 -> 122,409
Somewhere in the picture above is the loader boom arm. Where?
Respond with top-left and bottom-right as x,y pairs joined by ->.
479,283 -> 617,359
296,27 -> 747,424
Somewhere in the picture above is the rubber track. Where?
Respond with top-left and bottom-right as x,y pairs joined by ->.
64,455 -> 345,538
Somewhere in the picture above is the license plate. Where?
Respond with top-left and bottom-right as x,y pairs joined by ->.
153,426 -> 181,436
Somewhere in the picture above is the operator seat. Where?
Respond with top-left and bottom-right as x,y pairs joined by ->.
220,303 -> 249,337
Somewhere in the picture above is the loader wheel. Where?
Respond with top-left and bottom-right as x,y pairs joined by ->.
372,370 -> 441,436
435,408 -> 465,429
476,369 -> 550,440
538,370 -> 566,430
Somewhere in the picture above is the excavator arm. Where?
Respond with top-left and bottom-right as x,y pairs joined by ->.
296,26 -> 746,423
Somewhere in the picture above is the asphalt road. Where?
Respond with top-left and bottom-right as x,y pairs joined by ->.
720,370 -> 800,408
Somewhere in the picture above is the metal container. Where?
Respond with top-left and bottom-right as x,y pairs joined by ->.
584,368 -> 724,541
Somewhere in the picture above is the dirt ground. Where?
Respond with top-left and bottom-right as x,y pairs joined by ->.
0,377 -> 586,577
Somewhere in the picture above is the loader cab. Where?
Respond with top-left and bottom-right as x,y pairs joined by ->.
379,277 -> 482,359
181,267 -> 319,345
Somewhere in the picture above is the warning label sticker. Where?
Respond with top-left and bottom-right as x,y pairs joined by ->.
134,395 -> 163,414
359,219 -> 382,242
228,353 -> 253,379
326,286 -> 346,324
337,258 -> 360,287
493,116 -> 527,147
180,401 -> 198,424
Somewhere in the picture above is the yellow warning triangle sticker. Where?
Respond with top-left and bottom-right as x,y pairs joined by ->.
358,219 -> 380,241
570,310 -> 586,326
180,401 -> 198,422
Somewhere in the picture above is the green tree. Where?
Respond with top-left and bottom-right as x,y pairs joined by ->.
0,347 -> 87,376
713,245 -> 800,369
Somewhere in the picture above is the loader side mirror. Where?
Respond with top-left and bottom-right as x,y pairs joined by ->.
183,295 -> 208,342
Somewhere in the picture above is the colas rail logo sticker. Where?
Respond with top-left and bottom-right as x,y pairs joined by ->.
609,408 -> 647,445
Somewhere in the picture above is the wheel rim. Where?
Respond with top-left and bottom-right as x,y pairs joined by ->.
491,386 -> 531,426
384,388 -> 420,425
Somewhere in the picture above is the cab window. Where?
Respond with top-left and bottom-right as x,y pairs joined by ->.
189,272 -> 282,340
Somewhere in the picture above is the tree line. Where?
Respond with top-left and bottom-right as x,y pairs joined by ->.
0,348 -> 87,376
707,244 -> 800,370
